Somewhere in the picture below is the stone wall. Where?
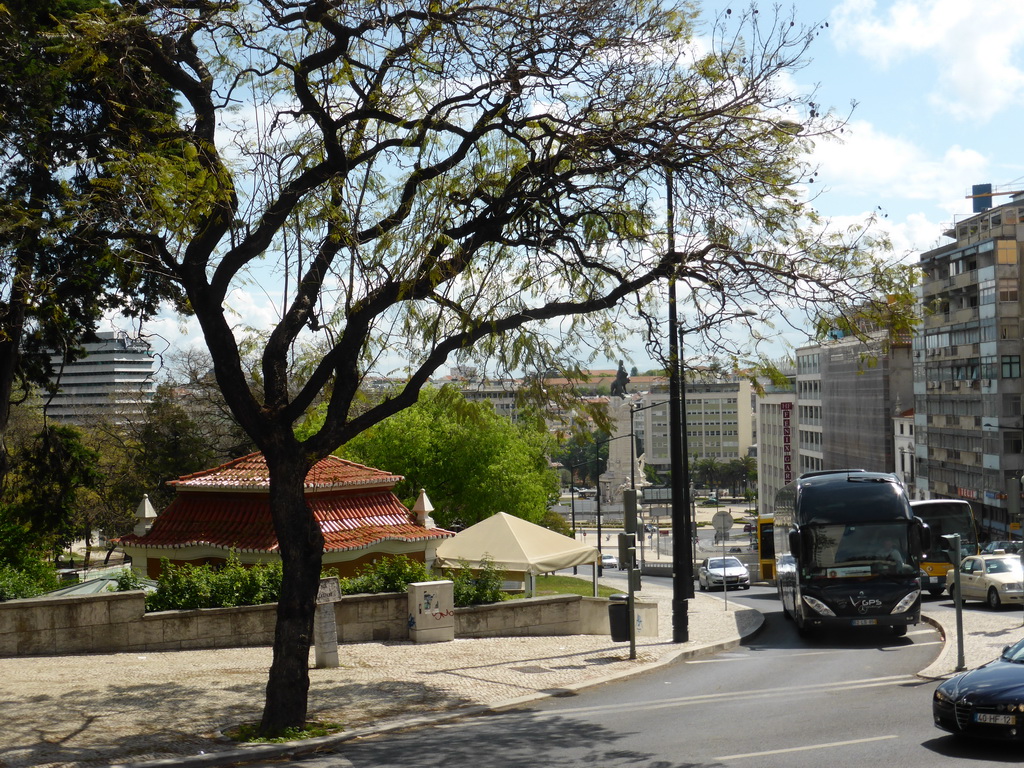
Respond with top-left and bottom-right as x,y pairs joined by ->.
0,590 -> 658,657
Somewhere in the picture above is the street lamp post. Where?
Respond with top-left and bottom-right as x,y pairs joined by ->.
666,169 -> 690,643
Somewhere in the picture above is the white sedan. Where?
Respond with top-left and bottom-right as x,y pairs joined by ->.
947,554 -> 1024,609
600,552 -> 620,571
698,556 -> 750,591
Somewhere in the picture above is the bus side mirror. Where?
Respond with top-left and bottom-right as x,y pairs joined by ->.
912,517 -> 930,558
788,529 -> 802,561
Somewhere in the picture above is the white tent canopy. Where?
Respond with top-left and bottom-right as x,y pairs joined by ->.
434,512 -> 599,575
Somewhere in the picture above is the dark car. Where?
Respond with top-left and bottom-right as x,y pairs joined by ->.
983,540 -> 1023,555
934,636 -> 1024,740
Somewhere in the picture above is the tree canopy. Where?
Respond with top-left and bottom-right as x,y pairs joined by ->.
314,387 -> 558,530
35,0 -> 918,734
0,0 -> 184,484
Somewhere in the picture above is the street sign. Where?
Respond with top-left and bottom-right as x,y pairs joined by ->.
711,511 -> 734,534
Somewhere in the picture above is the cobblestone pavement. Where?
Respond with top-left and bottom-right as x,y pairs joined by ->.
0,582 -> 759,768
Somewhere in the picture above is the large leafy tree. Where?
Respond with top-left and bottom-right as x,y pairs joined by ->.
314,387 -> 558,529
86,1 -> 917,733
0,0 -> 183,486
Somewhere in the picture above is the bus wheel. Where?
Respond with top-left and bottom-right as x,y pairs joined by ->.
988,587 -> 1003,610
891,625 -> 907,637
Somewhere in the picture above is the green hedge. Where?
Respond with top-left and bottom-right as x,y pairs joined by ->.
116,553 -> 509,611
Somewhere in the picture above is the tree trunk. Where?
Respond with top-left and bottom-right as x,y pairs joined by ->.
259,450 -> 324,736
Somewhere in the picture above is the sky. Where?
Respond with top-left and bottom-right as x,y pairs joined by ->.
131,0 -> 1024,378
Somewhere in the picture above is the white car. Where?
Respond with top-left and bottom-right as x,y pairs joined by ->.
600,552 -> 620,570
947,554 -> 1024,608
698,556 -> 750,591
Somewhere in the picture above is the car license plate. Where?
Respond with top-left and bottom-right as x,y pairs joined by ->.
976,713 -> 1016,725
929,576 -> 940,584
851,619 -> 878,626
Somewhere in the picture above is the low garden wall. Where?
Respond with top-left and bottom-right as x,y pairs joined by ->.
0,589 -> 659,657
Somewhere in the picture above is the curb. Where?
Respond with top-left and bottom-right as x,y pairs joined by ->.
112,609 -> 766,768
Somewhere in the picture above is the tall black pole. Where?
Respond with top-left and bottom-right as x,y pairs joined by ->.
595,442 -> 602,556
667,168 -> 690,643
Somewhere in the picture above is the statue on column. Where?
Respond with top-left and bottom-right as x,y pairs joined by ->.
610,360 -> 630,399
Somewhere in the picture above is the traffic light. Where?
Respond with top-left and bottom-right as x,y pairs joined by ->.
618,532 -> 636,569
623,489 -> 638,533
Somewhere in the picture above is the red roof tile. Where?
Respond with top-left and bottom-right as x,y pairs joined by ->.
167,452 -> 403,491
120,489 -> 451,552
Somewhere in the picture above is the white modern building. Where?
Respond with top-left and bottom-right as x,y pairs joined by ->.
45,330 -> 156,424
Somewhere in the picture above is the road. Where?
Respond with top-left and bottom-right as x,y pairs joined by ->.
262,581 -> 1024,768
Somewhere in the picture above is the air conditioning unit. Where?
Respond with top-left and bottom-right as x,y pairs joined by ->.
982,379 -> 991,386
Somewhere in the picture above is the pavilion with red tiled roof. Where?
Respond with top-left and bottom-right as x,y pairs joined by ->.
118,452 -> 453,579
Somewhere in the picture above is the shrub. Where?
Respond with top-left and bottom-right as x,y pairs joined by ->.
0,559 -> 60,601
337,554 -> 429,595
445,557 -> 508,607
139,553 -> 283,611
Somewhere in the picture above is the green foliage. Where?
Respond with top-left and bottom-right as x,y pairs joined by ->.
3,424 -> 101,555
112,567 -> 146,592
550,430 -> 610,487
323,387 -> 559,529
140,554 -> 283,612
0,558 -> 60,601
540,510 -> 572,537
445,557 -> 509,607
0,0 -> 183,486
336,555 -> 430,596
226,721 -> 343,744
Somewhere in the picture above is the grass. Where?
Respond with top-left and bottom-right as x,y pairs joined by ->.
511,574 -> 620,599
224,721 -> 344,743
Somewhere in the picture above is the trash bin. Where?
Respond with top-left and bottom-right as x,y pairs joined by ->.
608,593 -> 629,642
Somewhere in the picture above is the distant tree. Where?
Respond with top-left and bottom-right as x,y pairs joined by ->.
310,388 -> 559,529
694,458 -> 724,495
540,509 -> 573,537
2,423 -> 101,558
551,431 -> 611,487
723,457 -> 756,497
78,383 -> 229,554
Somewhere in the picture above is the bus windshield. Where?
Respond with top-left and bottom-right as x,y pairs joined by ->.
804,521 -> 915,579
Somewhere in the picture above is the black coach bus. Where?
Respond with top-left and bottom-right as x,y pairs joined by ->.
774,470 -> 929,637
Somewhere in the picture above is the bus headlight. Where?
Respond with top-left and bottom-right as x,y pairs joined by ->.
891,589 -> 920,614
802,595 -> 836,617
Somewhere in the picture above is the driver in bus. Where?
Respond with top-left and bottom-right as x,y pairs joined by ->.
882,537 -> 904,566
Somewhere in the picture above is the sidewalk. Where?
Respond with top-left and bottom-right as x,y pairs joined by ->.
0,581 -> 758,768
1,579 -> 1021,768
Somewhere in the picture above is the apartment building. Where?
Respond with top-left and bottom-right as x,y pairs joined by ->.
635,371 -> 756,477
754,332 -> 912,517
915,189 -> 1024,538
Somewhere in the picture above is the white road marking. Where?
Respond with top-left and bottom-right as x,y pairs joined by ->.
715,734 -> 898,760
530,674 -> 915,718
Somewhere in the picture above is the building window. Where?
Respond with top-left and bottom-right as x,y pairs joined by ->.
1002,356 -> 1021,379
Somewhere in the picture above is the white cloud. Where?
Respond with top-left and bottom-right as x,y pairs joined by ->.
830,0 -> 1024,121
812,119 -> 988,205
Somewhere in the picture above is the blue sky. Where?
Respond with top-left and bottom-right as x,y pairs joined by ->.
794,0 -> 1024,256
135,0 -> 1024,377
